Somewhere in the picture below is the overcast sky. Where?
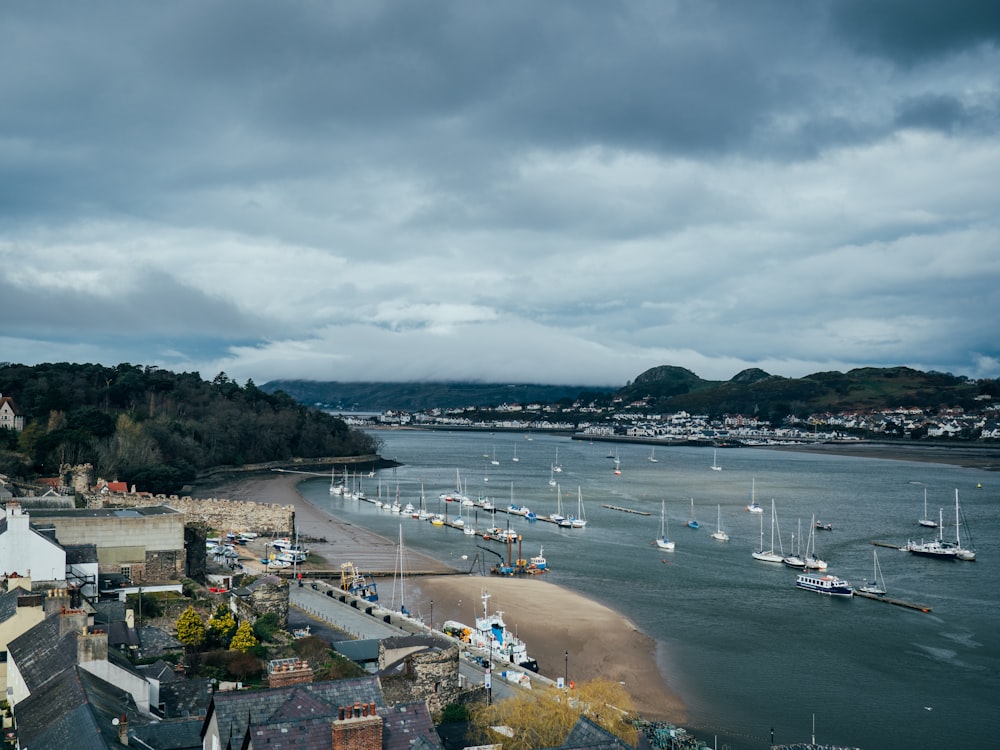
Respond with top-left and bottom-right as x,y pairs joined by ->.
3,1 -> 999,387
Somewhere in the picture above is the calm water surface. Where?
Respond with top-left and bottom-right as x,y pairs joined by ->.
298,430 -> 999,750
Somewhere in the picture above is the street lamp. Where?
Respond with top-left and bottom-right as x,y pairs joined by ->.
564,650 -> 569,690
430,600 -> 433,631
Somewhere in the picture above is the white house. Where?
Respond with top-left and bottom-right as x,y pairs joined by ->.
0,502 -> 66,582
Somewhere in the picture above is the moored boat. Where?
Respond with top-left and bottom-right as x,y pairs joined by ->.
340,562 -> 379,602
795,571 -> 854,597
442,592 -> 539,673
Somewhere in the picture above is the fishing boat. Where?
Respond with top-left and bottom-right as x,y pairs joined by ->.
710,504 -> 729,542
752,499 -> 784,562
917,487 -> 938,528
746,477 -> 763,513
340,562 -> 379,602
569,486 -> 587,528
795,571 -> 854,597
814,520 -> 833,531
858,548 -> 887,595
442,592 -> 539,673
686,498 -> 700,529
655,500 -> 675,550
804,514 -> 828,570
710,449 -> 722,471
530,546 -> 547,571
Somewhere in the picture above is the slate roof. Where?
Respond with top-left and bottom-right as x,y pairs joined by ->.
130,718 -> 204,750
7,616 -> 78,693
381,701 -> 444,750
543,716 -> 636,750
234,699 -> 443,750
203,675 -> 384,747
14,665 -> 151,750
0,587 -> 20,623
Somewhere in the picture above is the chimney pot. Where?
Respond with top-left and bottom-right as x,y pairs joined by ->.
338,706 -> 345,721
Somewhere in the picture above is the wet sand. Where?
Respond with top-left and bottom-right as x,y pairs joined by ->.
757,441 -> 1000,470
191,472 -> 686,722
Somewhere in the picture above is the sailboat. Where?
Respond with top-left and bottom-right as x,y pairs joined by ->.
512,444 -> 519,462
782,519 -> 806,568
648,446 -> 659,463
417,484 -> 432,520
613,450 -> 622,476
656,500 -> 675,550
491,445 -> 500,466
710,449 -> 722,471
390,525 -> 412,617
752,499 -> 784,562
803,514 -> 828,570
548,466 -> 557,487
858,548 -> 887,595
686,498 -> 700,529
951,488 -> 976,561
903,507 -> 956,559
745,477 -> 763,513
569,486 -> 587,528
549,484 -> 568,525
552,446 -> 563,473
710,504 -> 729,542
918,487 -> 938,528
329,466 -> 341,495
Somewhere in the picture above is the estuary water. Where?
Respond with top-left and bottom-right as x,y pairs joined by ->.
298,429 -> 999,750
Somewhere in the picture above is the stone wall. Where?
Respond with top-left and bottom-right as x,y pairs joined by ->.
83,492 -> 295,536
377,636 -> 460,715
232,576 -> 289,629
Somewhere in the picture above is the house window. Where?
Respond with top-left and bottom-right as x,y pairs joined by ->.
120,565 -> 132,581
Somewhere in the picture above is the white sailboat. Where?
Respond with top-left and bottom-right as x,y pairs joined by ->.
918,487 -> 938,528
569,486 -> 587,528
613,451 -> 622,476
512,444 -> 519,462
648,446 -> 659,463
710,449 -> 722,471
752,499 -> 784,562
549,483 -> 568,525
858,548 -> 887,595
491,445 -> 500,466
746,477 -> 763,513
656,500 -> 675,550
783,519 -> 806,568
952,489 -> 976,561
552,446 -> 563,473
804,514 -> 828,570
710,504 -> 729,542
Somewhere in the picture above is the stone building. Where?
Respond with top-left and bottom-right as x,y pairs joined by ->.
25,505 -> 185,583
377,634 -> 461,715
231,575 -> 290,628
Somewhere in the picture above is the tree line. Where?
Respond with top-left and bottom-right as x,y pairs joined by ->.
0,362 -> 379,494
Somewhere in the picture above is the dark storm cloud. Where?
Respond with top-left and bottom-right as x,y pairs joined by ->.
829,0 -> 1000,67
1,1 -> 998,384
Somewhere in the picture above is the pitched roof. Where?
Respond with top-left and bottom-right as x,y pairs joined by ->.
203,675 -> 384,745
7,616 -> 78,693
381,701 -> 444,750
130,718 -> 204,750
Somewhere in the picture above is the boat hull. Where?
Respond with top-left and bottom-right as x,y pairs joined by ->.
795,572 -> 853,597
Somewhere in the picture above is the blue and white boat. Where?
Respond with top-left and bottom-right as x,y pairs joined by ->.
795,571 -> 853,597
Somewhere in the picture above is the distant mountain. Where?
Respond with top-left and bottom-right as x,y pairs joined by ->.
264,366 -> 996,418
617,365 -> 993,419
260,380 -> 616,412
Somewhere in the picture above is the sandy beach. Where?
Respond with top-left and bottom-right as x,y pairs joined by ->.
191,472 -> 686,722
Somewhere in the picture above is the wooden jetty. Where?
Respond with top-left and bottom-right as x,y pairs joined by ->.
854,589 -> 932,612
601,504 -> 652,516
